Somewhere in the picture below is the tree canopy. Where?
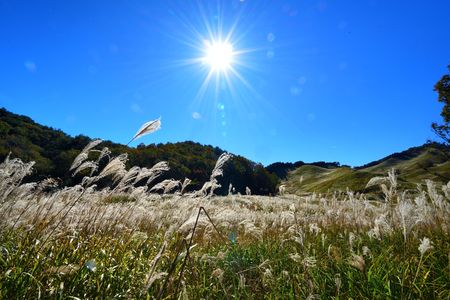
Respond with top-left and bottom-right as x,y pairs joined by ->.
432,65 -> 450,143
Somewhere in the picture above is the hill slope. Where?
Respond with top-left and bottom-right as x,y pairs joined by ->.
281,143 -> 450,195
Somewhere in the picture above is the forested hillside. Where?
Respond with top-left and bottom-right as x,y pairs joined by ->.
0,108 -> 278,195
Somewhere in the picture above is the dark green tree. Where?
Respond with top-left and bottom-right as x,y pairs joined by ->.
432,65 -> 450,143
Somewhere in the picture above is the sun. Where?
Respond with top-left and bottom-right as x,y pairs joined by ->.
203,40 -> 234,72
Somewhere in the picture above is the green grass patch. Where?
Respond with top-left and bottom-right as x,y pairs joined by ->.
1,225 -> 448,299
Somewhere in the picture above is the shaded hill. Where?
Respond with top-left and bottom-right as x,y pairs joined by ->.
281,143 -> 450,195
0,108 -> 278,195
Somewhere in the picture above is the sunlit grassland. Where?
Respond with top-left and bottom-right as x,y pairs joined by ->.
282,144 -> 450,196
0,145 -> 449,299
1,191 -> 449,299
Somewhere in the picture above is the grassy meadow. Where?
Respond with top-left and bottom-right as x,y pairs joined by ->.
0,142 -> 449,299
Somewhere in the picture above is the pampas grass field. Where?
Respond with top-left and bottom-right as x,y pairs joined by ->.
0,141 -> 449,299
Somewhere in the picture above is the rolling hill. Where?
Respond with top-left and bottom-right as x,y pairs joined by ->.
280,143 -> 449,195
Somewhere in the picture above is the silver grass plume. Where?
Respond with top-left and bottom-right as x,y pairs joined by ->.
9,182 -> 37,200
114,166 -> 141,192
72,161 -> 98,176
130,186 -> 148,198
245,186 -> 251,196
133,167 -> 152,185
228,183 -> 233,195
127,117 -> 161,145
92,147 -> 111,164
0,154 -> 35,202
418,237 -> 433,256
0,154 -> 35,185
366,168 -> 398,202
149,179 -> 181,194
443,181 -> 450,200
112,171 -> 128,184
70,153 -> 88,172
195,152 -> 232,197
181,178 -> 192,194
208,179 -> 221,197
145,162 -> 170,185
90,147 -> 111,176
162,179 -> 181,194
425,179 -> 446,210
397,200 -> 417,242
70,139 -> 102,171
196,181 -> 212,197
278,184 -> 286,195
365,176 -> 389,188
82,138 -> 103,153
81,176 -> 97,187
209,153 -> 233,196
132,162 -> 170,185
210,152 -> 233,181
96,153 -> 128,182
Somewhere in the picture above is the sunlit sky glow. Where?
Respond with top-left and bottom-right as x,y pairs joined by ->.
1,0 -> 450,166
203,40 -> 234,71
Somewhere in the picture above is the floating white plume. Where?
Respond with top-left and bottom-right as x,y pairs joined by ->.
127,118 -> 161,145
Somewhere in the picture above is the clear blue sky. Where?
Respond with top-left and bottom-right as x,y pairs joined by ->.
1,0 -> 449,166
